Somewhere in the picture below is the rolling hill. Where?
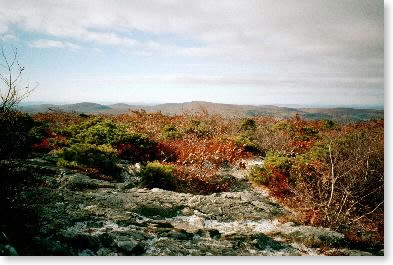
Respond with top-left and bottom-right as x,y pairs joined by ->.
20,101 -> 384,122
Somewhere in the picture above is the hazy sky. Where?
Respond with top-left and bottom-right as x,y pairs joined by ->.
0,0 -> 384,105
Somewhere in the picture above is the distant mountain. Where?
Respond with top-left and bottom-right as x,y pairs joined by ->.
297,107 -> 384,121
20,104 -> 58,113
108,103 -> 144,113
61,102 -> 111,112
21,102 -> 111,113
20,101 -> 384,122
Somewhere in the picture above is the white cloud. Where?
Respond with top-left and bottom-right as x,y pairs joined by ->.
92,47 -> 103,53
0,0 -> 384,104
0,0 -> 383,60
29,39 -> 80,50
0,33 -> 18,42
0,23 -> 7,34
71,73 -> 383,93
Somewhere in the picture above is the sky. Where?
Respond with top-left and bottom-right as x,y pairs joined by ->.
0,0 -> 384,106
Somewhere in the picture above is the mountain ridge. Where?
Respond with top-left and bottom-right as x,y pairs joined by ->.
20,101 -> 384,121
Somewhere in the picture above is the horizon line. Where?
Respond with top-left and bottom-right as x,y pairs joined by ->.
20,100 -> 385,110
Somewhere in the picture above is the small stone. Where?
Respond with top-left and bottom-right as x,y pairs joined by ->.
218,207 -> 223,215
181,207 -> 192,215
117,240 -> 137,252
170,231 -> 193,240
189,216 -> 205,229
79,249 -> 95,256
116,240 -> 145,255
188,196 -> 199,205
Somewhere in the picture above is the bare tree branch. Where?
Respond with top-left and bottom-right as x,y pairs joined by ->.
0,46 -> 36,112
349,201 -> 384,224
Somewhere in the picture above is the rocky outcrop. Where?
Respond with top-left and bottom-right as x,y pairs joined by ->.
0,157 -> 383,256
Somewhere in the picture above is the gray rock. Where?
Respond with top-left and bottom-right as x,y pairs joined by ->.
5,156 -> 383,256
116,240 -> 145,255
65,174 -> 99,191
278,223 -> 345,247
31,238 -> 71,255
64,173 -> 116,191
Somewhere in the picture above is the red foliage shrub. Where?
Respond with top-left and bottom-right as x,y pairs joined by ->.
173,165 -> 234,194
267,167 -> 290,196
115,142 -> 156,162
159,137 -> 252,168
32,112 -> 84,127
31,138 -> 51,152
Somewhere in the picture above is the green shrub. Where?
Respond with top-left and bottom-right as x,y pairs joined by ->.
264,152 -> 291,172
324,120 -> 335,129
289,154 -> 320,188
247,152 -> 291,185
28,123 -> 48,143
301,127 -> 318,136
139,162 -> 176,190
294,127 -> 319,141
185,119 -> 214,138
69,119 -> 131,145
0,110 -> 35,159
307,142 -> 329,160
55,117 -> 97,137
161,124 -> 182,140
56,143 -> 119,175
234,134 -> 261,153
239,118 -> 256,132
234,118 -> 262,153
57,118 -> 157,162
272,120 -> 295,132
248,165 -> 270,184
56,118 -> 129,145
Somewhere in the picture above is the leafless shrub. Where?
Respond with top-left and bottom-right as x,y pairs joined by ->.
0,46 -> 37,112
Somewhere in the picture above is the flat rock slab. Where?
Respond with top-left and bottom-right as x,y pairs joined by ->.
3,158 -> 382,256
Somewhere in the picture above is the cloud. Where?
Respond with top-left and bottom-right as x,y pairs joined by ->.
0,1 -> 383,57
72,73 -> 383,94
29,39 -> 80,50
0,33 -> 18,42
0,23 -> 7,34
0,0 -> 384,104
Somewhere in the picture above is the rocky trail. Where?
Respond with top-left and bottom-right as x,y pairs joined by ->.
0,157 -> 383,256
